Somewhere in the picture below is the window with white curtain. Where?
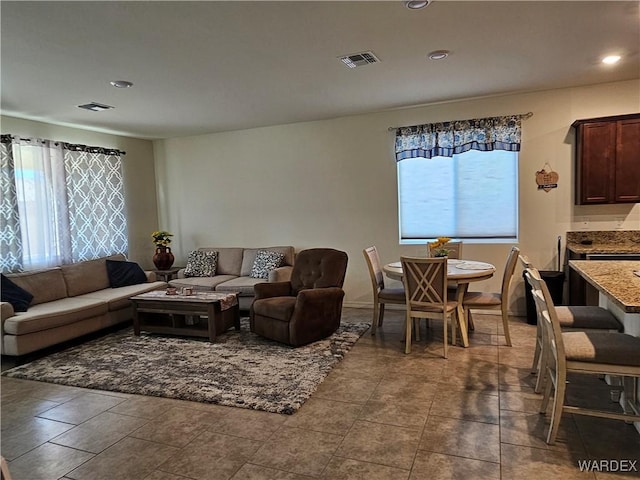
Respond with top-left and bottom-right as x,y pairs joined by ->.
0,135 -> 127,273
397,150 -> 518,243
394,114 -> 527,244
12,138 -> 70,270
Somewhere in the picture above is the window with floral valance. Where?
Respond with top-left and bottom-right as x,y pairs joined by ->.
394,113 -> 530,243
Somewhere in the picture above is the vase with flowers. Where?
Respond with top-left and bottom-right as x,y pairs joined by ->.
152,230 -> 175,270
429,237 -> 451,257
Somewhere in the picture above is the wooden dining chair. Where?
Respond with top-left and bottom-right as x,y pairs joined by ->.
462,246 -> 519,346
524,267 -> 640,445
363,246 -> 406,335
519,254 -> 623,393
1,456 -> 13,480
401,256 -> 457,357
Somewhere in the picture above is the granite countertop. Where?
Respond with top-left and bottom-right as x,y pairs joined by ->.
569,260 -> 640,313
567,243 -> 640,255
566,230 -> 640,255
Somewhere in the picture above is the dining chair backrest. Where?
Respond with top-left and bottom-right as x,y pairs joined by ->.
401,256 -> 453,357
518,253 -> 533,269
525,267 -> 564,372
400,256 -> 448,309
363,246 -> 385,293
428,241 -> 462,259
500,246 -> 521,307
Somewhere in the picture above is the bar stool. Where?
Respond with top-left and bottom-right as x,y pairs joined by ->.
519,254 -> 623,393
524,267 -> 640,445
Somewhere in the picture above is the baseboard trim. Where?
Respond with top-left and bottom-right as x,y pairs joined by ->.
343,301 -> 526,317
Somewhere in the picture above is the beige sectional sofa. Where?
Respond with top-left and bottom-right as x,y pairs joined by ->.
1,255 -> 166,356
169,246 -> 295,310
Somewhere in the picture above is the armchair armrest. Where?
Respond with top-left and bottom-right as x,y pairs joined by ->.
145,271 -> 157,282
1,302 -> 15,355
254,281 -> 293,300
1,301 -> 15,322
288,287 -> 345,346
295,287 -> 345,309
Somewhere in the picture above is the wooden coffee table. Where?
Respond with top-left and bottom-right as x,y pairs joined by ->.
130,291 -> 240,342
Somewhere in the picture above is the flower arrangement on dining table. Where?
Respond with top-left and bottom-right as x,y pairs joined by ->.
151,230 -> 173,247
429,237 -> 451,257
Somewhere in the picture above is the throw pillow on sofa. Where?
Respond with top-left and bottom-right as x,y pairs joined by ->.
106,260 -> 147,288
250,250 -> 285,279
1,274 -> 34,312
184,250 -> 218,277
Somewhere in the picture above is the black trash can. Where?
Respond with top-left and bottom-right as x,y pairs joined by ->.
524,270 -> 565,325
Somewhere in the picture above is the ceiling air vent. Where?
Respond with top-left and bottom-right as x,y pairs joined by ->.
339,51 -> 380,69
78,102 -> 114,112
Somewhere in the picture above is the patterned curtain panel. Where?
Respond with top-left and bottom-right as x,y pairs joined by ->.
64,147 -> 127,262
0,135 -> 127,272
0,136 -> 23,272
395,114 -> 528,161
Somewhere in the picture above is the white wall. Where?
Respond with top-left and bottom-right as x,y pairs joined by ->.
154,79 -> 640,315
6,81 -> 635,314
1,116 -> 159,268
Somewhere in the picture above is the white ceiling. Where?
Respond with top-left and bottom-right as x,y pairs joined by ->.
1,1 -> 639,140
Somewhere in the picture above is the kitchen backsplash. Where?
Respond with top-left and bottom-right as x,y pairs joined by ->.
566,230 -> 640,254
566,230 -> 640,244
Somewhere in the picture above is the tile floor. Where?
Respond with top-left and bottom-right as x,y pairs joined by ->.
1,308 -> 640,479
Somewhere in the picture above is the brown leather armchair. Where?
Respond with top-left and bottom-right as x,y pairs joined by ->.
250,248 -> 348,346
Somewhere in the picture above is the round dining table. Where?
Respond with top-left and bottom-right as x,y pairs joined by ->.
383,259 -> 496,347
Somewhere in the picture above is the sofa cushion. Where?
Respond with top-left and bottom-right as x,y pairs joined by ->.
106,260 -> 147,288
81,281 -> 167,311
250,250 -> 286,279
215,276 -> 266,296
3,297 -> 109,335
169,275 -> 238,291
6,268 -> 67,305
1,274 -> 34,312
241,246 -> 294,276
62,254 -> 126,297
184,250 -> 218,277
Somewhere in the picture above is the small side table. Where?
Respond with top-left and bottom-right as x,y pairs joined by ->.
153,267 -> 180,282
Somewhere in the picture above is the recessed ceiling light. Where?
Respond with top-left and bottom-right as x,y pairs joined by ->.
428,50 -> 449,60
110,80 -> 133,88
602,55 -> 621,65
404,0 -> 431,10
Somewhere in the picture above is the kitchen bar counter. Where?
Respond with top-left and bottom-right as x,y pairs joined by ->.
568,260 -> 640,314
565,231 -> 640,305
568,260 -> 640,435
570,260 -> 640,435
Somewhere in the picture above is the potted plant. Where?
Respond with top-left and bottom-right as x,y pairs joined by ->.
151,230 -> 174,270
429,237 -> 451,257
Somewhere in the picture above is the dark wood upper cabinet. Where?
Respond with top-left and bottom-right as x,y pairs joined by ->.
572,113 -> 640,205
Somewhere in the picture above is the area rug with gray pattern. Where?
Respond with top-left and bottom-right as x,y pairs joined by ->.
2,319 -> 370,414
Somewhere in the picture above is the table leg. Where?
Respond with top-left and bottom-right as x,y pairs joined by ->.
207,304 -> 218,342
132,302 -> 141,336
455,283 -> 470,347
233,304 -> 241,331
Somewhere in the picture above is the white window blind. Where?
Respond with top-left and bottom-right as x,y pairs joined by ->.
398,149 -> 518,243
